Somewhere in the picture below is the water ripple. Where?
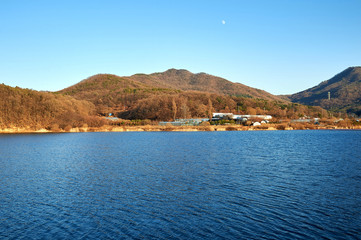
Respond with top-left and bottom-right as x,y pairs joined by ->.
0,131 -> 361,239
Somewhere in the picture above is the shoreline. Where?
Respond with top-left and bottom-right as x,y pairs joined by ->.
1,125 -> 361,134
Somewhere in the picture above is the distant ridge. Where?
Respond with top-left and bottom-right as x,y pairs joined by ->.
287,67 -> 361,115
128,68 -> 283,101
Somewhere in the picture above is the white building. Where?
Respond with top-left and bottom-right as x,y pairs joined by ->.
212,113 -> 234,118
212,113 -> 272,120
232,115 -> 272,120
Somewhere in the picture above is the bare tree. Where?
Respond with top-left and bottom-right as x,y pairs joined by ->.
172,98 -> 177,121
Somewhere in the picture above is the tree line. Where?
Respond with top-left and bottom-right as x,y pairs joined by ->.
0,84 -> 105,130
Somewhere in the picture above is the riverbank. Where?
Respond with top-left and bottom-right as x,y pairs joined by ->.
1,124 -> 361,134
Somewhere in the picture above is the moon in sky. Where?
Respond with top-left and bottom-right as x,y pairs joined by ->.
222,20 -> 226,25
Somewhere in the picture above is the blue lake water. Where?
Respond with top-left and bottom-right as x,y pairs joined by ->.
0,130 -> 360,239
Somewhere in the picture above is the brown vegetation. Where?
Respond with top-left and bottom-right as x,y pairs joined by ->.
288,66 -> 361,115
3,68 -> 357,131
0,84 -> 103,130
129,69 -> 283,101
59,73 -> 326,121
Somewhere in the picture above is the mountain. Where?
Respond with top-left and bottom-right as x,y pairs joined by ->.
59,73 -> 181,114
60,69 -> 285,114
128,69 -> 283,101
0,68 -> 342,127
287,67 -> 361,115
60,70 -> 324,121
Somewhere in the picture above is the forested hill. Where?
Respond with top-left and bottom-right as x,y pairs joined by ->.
59,74 -> 181,115
287,67 -> 361,115
0,84 -> 102,129
60,72 -> 324,121
128,69 -> 283,101
2,67 -> 354,128
59,69 -> 285,116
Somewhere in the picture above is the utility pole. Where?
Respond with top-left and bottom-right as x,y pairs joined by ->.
328,92 -> 331,100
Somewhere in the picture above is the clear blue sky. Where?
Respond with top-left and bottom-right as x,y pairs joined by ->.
1,0 -> 360,95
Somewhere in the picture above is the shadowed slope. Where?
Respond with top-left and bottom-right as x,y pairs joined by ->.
288,67 -> 361,115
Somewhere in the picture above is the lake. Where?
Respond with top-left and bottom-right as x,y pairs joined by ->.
0,130 -> 360,239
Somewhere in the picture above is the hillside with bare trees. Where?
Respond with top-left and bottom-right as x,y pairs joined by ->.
0,84 -> 103,130
1,69 -> 333,129
129,69 -> 283,101
287,67 -> 361,115
60,73 -> 325,121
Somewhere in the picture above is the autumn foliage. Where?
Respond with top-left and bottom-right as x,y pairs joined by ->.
1,69 -> 335,129
60,73 -> 326,121
0,84 -> 103,129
